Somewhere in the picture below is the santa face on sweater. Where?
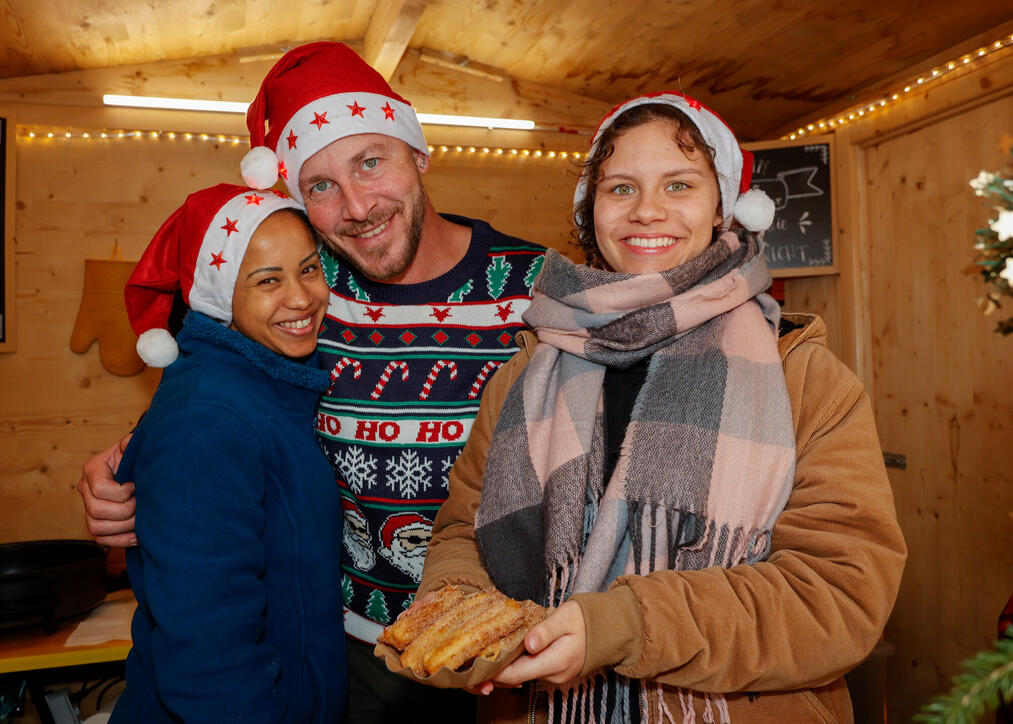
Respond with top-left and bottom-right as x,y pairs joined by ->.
377,513 -> 432,583
343,500 -> 376,571
230,211 -> 329,359
298,134 -> 428,283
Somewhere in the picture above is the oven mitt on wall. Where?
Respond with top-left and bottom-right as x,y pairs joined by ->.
70,258 -> 145,376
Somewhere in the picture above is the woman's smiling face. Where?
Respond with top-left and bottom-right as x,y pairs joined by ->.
230,210 -> 329,359
592,119 -> 722,275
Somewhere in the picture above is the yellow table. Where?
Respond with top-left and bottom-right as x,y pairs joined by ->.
0,590 -> 133,675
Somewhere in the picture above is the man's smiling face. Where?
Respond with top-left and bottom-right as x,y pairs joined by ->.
298,133 -> 428,282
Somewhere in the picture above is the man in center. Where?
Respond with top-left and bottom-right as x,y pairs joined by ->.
245,42 -> 547,720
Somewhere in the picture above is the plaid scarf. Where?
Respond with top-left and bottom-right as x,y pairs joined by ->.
475,230 -> 795,723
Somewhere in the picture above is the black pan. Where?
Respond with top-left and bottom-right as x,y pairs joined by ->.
0,540 -> 107,633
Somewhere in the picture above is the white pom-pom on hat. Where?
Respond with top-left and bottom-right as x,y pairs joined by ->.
733,188 -> 776,232
241,146 -> 279,190
136,328 -> 179,368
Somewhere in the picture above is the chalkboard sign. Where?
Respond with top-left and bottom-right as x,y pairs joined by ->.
744,135 -> 837,277
0,112 -> 12,352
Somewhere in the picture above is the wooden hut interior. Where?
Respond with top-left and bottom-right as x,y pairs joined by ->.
1,1 -> 1012,720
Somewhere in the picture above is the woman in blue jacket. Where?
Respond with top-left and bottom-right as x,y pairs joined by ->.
110,183 -> 347,723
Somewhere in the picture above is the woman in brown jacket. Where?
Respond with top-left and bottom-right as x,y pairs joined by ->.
417,92 -> 906,723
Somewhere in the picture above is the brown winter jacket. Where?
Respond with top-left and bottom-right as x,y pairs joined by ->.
418,314 -> 907,723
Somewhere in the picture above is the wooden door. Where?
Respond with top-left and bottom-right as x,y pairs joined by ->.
864,95 -> 1013,721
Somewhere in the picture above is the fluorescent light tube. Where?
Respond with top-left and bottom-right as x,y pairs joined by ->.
103,95 -> 250,114
415,113 -> 535,130
103,95 -> 536,129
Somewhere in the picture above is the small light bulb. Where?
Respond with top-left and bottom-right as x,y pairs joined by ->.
439,145 -> 448,152
790,134 -> 797,140
892,94 -> 900,100
83,132 -> 90,138
168,132 -> 176,139
28,131 -> 35,138
547,151 -> 556,158
201,133 -> 209,140
467,146 -> 476,153
931,69 -> 939,77
818,122 -> 825,128
48,132 -> 54,138
217,135 -> 225,142
149,131 -> 157,138
521,149 -> 530,156
184,133 -> 193,140
963,57 -> 970,64
573,152 -> 581,160
427,145 -> 434,153
118,131 -> 125,138
904,86 -> 911,92
947,62 -> 955,70
917,77 -> 924,84
828,120 -> 836,127
510,148 -> 518,155
560,151 -> 567,158
807,124 -> 815,131
495,148 -> 503,155
481,147 -> 489,153
455,145 -> 463,152
232,137 -> 240,145
65,132 -> 72,138
100,132 -> 107,138
995,41 -> 1003,49
979,49 -> 987,56
848,113 -> 855,120
533,150 -> 542,157
879,100 -> 886,107
858,110 -> 865,116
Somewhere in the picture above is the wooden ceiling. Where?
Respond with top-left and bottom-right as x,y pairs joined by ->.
2,0 -> 1012,140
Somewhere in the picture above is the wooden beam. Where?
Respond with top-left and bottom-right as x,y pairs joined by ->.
363,0 -> 428,81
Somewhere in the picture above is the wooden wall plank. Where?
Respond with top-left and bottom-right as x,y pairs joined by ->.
829,51 -> 1013,721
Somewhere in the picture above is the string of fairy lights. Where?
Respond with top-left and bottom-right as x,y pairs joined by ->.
19,128 -> 585,161
785,31 -> 1013,140
16,29 -> 1013,149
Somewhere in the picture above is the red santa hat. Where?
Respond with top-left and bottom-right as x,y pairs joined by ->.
124,183 -> 302,367
574,91 -> 776,233
241,42 -> 429,202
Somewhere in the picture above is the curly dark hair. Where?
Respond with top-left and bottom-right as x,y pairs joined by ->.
572,104 -> 721,268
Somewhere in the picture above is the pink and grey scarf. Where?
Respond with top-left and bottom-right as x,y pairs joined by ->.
475,230 -> 795,722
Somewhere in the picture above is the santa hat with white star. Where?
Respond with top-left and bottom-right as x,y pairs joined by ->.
574,91 -> 776,233
241,41 -> 429,203
125,183 -> 302,367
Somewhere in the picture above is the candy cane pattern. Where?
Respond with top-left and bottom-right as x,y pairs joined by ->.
326,357 -> 362,394
468,360 -> 503,399
371,361 -> 410,400
418,360 -> 459,400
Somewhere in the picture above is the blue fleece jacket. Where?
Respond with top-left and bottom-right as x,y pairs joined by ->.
110,311 -> 347,723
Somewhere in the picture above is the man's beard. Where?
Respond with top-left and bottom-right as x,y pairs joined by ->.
319,183 -> 427,282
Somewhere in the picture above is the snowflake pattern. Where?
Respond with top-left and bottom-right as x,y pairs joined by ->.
440,454 -> 457,488
385,449 -> 434,498
334,445 -> 378,494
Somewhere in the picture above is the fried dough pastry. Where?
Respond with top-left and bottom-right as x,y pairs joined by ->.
378,584 -> 468,650
422,596 -> 527,674
379,586 -> 547,677
400,588 -> 505,675
478,600 -> 546,662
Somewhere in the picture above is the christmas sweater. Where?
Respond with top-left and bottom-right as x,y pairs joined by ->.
315,214 -> 545,643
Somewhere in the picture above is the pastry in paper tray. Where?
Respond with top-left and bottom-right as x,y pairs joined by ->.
373,585 -> 547,688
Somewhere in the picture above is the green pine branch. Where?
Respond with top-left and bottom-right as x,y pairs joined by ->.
914,633 -> 1013,724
